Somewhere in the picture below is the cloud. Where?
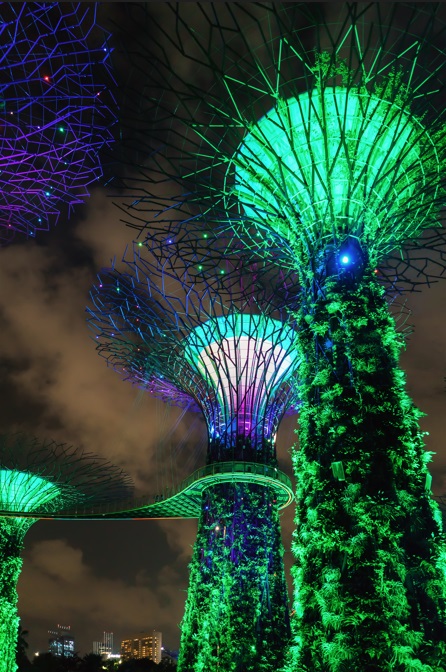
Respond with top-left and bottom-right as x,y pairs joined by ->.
160,519 -> 198,563
29,539 -> 86,583
0,190 -> 200,493
399,283 -> 446,491
19,533 -> 190,655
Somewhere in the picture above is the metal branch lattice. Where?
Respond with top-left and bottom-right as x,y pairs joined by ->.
0,432 -> 133,515
88,232 -> 301,463
0,2 -> 116,244
118,2 -> 446,291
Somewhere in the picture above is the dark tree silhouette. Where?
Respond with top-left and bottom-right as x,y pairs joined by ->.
79,653 -> 103,672
16,626 -> 31,671
117,659 -> 158,672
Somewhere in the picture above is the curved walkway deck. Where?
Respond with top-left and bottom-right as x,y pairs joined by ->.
1,461 -> 294,520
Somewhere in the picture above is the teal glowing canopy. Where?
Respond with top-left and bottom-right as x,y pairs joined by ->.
184,314 -> 299,439
184,314 -> 298,393
0,470 -> 60,512
232,87 -> 439,264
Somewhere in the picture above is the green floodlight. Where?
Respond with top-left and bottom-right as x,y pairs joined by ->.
232,87 -> 439,269
0,470 -> 60,512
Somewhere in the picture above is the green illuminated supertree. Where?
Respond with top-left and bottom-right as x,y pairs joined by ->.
0,433 -> 132,672
118,4 -> 446,670
88,237 -> 300,672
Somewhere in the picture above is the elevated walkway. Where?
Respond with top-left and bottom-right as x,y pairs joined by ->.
1,461 -> 294,520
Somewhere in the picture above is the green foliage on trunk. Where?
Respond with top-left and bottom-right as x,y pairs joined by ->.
287,272 -> 446,671
0,518 -> 34,672
178,482 -> 290,672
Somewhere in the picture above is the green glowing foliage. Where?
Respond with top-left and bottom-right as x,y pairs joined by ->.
0,470 -> 56,671
178,483 -> 290,672
286,271 -> 446,671
232,82 -> 441,276
115,7 -> 446,667
0,518 -> 33,672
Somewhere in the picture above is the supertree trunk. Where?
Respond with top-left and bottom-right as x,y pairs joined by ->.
89,241 -> 300,671
288,270 -> 446,671
178,482 -> 290,672
0,519 -> 34,672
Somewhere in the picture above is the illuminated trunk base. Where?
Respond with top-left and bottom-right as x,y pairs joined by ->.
0,518 -> 33,672
289,272 -> 446,671
178,482 -> 290,672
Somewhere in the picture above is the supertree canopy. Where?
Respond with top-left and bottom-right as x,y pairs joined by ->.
0,2 -> 116,244
0,432 -> 132,672
88,236 -> 301,672
232,83 -> 439,277
117,4 -> 446,671
120,3 -> 446,289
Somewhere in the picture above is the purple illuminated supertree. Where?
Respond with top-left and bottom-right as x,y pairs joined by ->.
0,2 -> 116,244
88,234 -> 301,672
0,432 -> 132,672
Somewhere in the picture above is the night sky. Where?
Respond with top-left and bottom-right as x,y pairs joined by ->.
0,1 -> 445,658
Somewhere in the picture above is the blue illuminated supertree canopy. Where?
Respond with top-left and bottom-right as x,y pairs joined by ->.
88,234 -> 300,671
0,2 -> 116,244
88,233 -> 301,462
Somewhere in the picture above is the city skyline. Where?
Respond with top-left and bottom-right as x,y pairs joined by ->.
35,626 -> 165,660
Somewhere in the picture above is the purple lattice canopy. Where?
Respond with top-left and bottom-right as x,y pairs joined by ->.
0,3 -> 116,244
88,239 -> 301,463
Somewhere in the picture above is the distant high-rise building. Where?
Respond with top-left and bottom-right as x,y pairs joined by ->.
121,631 -> 162,663
93,631 -> 114,656
48,625 -> 75,658
162,648 -> 179,663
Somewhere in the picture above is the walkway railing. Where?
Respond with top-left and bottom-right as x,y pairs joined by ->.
0,461 -> 294,520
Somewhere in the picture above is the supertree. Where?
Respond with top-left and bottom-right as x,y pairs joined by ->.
116,4 -> 446,670
0,2 -> 116,244
88,235 -> 301,672
0,432 -> 132,672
